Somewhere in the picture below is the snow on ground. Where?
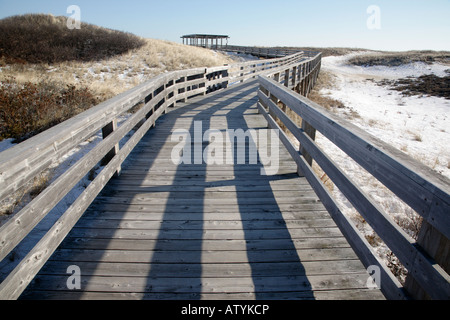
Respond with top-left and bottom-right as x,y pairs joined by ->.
324,51 -> 450,80
313,52 -> 450,272
320,52 -> 450,178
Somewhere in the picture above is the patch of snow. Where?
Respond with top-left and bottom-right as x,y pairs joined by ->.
86,67 -> 96,76
323,52 -> 449,80
320,54 -> 450,178
46,67 -> 58,73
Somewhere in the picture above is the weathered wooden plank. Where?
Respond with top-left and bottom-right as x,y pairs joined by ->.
71,218 -> 338,231
86,202 -> 329,214
106,172 -> 303,183
48,247 -> 357,264
63,227 -> 345,242
81,210 -> 332,222
92,195 -> 322,206
116,169 -> 300,178
22,273 -> 375,295
20,288 -> 385,300
36,259 -> 364,278
97,191 -> 319,201
58,237 -> 350,252
106,181 -> 312,191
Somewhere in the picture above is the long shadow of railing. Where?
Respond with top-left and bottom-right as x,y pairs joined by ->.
143,83 -> 264,298
224,85 -> 314,299
143,88 -> 219,299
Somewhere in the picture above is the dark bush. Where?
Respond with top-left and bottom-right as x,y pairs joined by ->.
0,14 -> 146,64
378,75 -> 450,99
348,52 -> 450,67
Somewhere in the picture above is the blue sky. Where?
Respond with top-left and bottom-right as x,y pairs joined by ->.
1,0 -> 449,51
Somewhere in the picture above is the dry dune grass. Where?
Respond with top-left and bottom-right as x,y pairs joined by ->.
307,70 -> 346,111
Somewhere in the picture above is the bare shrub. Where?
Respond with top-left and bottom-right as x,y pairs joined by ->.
0,14 -> 146,64
379,75 -> 450,99
0,76 -> 98,141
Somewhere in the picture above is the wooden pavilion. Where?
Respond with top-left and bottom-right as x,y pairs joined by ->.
181,34 -> 229,49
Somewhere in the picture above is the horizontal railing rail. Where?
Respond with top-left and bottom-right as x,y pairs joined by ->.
257,73 -> 450,300
227,51 -> 314,84
0,50 -> 320,299
219,45 -> 307,58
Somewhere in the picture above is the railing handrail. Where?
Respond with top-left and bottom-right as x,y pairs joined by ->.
0,49 -> 320,299
257,72 -> 450,300
218,44 -> 311,58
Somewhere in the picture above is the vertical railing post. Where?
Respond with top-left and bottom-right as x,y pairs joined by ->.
268,73 -> 281,120
404,221 -> 450,299
292,66 -> 297,88
284,69 -> 290,87
300,120 -> 316,166
301,64 -> 306,95
272,72 -> 280,86
201,69 -> 207,96
223,65 -> 229,89
164,80 -> 172,113
299,59 -> 316,166
101,119 -> 121,176
179,77 -> 186,103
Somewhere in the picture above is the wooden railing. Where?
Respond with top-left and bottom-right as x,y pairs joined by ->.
220,45 -> 304,58
5,45 -> 447,300
0,50 -> 321,299
257,72 -> 450,300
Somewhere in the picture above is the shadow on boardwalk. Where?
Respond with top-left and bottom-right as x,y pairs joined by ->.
20,80 -> 314,300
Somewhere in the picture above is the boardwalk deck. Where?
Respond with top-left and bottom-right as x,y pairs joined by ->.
20,80 -> 385,300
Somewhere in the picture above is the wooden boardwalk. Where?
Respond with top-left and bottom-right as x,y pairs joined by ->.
19,80 -> 384,300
